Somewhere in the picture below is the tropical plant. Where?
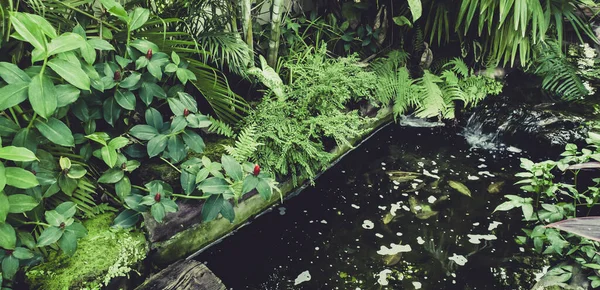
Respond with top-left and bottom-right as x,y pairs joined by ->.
494,132 -> 600,287
372,53 -> 502,120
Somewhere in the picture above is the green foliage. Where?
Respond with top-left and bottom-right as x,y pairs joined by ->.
206,116 -> 235,138
247,46 -> 373,185
372,53 -> 502,120
223,123 -> 262,163
494,132 -> 600,287
533,41 -> 590,101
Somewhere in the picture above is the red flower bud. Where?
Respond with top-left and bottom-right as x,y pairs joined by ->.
6,250 -> 13,256
154,193 -> 161,202
31,170 -> 36,175
121,163 -> 127,170
59,222 -> 65,229
146,49 -> 153,59
183,108 -> 190,117
253,164 -> 260,176
113,71 -> 121,81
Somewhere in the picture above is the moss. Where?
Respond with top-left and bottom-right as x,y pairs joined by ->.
25,213 -> 148,290
190,136 -> 234,162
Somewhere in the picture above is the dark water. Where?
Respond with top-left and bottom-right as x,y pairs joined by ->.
195,124 -> 547,289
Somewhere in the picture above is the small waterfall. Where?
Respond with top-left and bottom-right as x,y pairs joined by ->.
461,112 -> 504,150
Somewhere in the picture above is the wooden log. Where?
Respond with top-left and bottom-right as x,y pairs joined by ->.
136,260 -> 226,290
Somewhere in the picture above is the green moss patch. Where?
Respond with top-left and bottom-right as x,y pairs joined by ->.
25,213 -> 148,290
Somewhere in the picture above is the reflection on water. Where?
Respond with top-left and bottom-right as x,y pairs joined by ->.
196,125 -> 548,289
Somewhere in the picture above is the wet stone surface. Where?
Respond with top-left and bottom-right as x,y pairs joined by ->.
196,124 -> 549,290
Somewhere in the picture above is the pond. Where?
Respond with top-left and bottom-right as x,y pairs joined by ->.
194,121 -> 549,289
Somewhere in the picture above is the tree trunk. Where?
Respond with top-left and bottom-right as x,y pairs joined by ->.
240,0 -> 253,66
267,0 -> 283,68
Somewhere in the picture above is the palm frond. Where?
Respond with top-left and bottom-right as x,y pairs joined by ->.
534,41 -> 589,101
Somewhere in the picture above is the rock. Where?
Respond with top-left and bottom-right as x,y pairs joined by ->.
143,200 -> 204,243
135,260 -> 226,290
463,95 -> 590,152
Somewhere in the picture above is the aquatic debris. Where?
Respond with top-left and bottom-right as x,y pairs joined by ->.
278,207 -> 286,215
417,237 -> 425,245
362,220 -> 375,229
382,251 -> 402,266
390,202 -> 402,216
377,269 -> 393,286
467,234 -> 497,244
382,213 -> 394,224
387,170 -> 421,183
294,270 -> 311,285
351,204 -> 360,209
448,253 -> 468,266
409,196 -> 438,219
478,171 -> 495,177
507,146 -> 522,153
423,169 -> 440,179
399,115 -> 445,128
427,196 -> 437,203
487,181 -> 504,194
467,175 -> 480,180
377,243 -> 412,255
448,180 -> 472,197
488,221 -> 502,231
412,281 -> 423,289
376,233 -> 384,238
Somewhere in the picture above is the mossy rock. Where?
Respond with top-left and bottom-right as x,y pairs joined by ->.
25,213 -> 148,290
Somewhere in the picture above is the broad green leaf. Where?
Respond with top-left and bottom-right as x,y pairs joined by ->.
17,232 -> 36,249
129,125 -> 158,141
180,171 -> 195,195
112,209 -> 140,228
147,59 -> 163,79
167,135 -> 185,162
135,56 -> 149,70
140,82 -> 166,106
47,33 -> 84,56
57,231 -> 78,256
45,210 -> 65,227
99,0 -> 128,22
12,247 -> 34,260
151,202 -> 166,223
35,118 -> 74,147
145,108 -> 163,130
98,168 -> 124,183
161,198 -> 178,213
7,194 -> 39,213
36,226 -> 63,247
85,132 -> 110,146
101,146 -> 118,168
58,175 -> 77,196
186,114 -> 212,129
0,117 -> 20,137
114,90 -> 136,110
0,62 -> 31,84
115,176 -> 131,199
108,137 -> 130,150
5,168 -> 39,189
103,97 -> 121,126
0,192 -> 8,223
48,59 -> 90,90
256,179 -> 272,200
242,175 -> 259,195
59,157 -> 72,170
171,51 -> 180,65
0,164 -> 5,192
182,130 -> 205,153
220,198 -> 235,223
202,195 -> 223,222
177,92 -> 198,113
9,12 -> 47,51
147,134 -> 168,158
167,98 -> 186,116
128,8 -> 150,31
55,84 -> 81,108
221,155 -> 243,182
0,146 -> 37,161
80,42 -> 96,65
119,72 -> 141,89
2,255 -> 19,279
0,223 -> 16,249
130,39 -> 159,55
66,164 -> 87,179
87,39 -> 114,50
0,82 -> 28,111
197,177 -> 229,194
170,116 -> 187,133
28,74 -> 57,119
65,222 -> 87,238
55,202 -> 77,218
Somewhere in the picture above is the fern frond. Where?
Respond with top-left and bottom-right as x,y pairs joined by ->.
444,58 -> 470,78
223,123 -> 262,163
415,71 -> 447,118
207,116 -> 235,137
534,41 -> 588,101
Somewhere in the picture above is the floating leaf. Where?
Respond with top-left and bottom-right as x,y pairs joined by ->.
448,180 -> 472,197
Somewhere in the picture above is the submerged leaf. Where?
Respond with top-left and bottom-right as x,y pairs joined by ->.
448,180 -> 471,197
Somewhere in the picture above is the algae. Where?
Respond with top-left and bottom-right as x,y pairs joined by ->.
25,213 -> 148,290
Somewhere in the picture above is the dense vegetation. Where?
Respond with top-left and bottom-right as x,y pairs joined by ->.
0,0 -> 599,288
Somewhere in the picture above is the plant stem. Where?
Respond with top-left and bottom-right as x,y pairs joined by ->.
22,221 -> 51,227
132,185 -> 149,192
160,157 -> 181,173
26,112 -> 37,130
172,193 -> 209,200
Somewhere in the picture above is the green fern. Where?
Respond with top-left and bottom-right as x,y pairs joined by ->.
207,116 -> 235,137
534,41 -> 589,101
444,58 -> 470,78
415,71 -> 448,118
223,123 -> 262,163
